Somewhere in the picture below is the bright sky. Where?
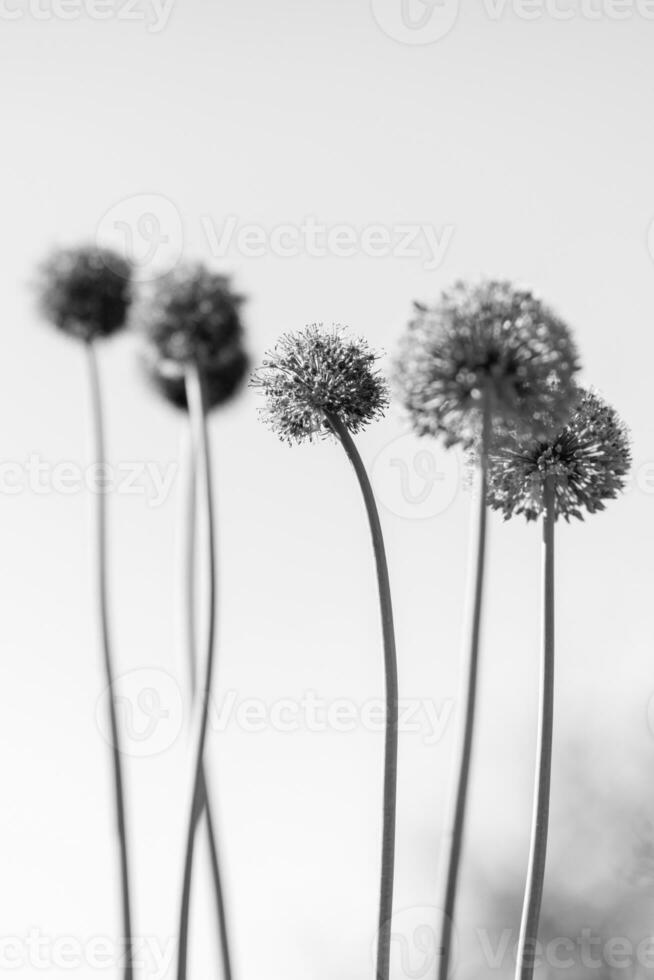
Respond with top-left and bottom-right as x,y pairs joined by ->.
1,2 -> 653,978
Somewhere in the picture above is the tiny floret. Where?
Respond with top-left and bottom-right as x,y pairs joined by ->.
252,325 -> 389,444
486,388 -> 631,521
137,262 -> 245,373
395,280 -> 580,448
36,245 -> 132,341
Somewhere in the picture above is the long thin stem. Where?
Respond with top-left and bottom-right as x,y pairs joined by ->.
182,430 -> 233,980
176,361 -> 220,980
325,413 -> 398,980
437,395 -> 491,980
85,339 -> 134,980
515,478 -> 555,980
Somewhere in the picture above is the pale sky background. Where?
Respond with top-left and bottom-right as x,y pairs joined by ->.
1,2 -> 654,978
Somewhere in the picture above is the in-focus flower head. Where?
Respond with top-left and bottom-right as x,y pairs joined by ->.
252,324 -> 389,444
137,262 -> 245,374
36,245 -> 133,341
395,280 -> 580,448
143,342 -> 249,412
486,387 -> 631,522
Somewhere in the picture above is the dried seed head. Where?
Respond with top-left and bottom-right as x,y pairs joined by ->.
252,324 -> 389,444
35,245 -> 132,341
486,387 -> 631,522
395,280 -> 580,448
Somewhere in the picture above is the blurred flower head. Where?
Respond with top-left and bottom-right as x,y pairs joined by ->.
486,387 -> 631,521
143,343 -> 249,412
252,324 -> 389,444
36,245 -> 132,341
137,262 -> 246,375
394,280 -> 580,448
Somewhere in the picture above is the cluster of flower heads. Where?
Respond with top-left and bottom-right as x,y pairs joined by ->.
252,325 -> 389,444
34,249 -> 631,526
137,262 -> 249,411
486,387 -> 631,522
36,245 -> 133,341
394,281 -> 580,448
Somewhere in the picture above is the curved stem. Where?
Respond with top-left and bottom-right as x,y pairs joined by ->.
85,340 -> 134,980
182,429 -> 233,980
515,478 -> 555,980
203,776 -> 233,980
437,396 -> 491,980
325,413 -> 398,980
176,362 -> 219,980
183,428 -> 198,696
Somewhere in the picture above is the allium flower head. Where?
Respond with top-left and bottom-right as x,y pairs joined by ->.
137,262 -> 245,374
486,387 -> 631,522
252,325 -> 389,444
36,245 -> 132,341
144,342 -> 249,412
395,280 -> 580,448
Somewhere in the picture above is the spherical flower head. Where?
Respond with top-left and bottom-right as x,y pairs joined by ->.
137,262 -> 245,375
252,325 -> 389,444
143,341 -> 249,412
486,387 -> 631,522
35,245 -> 132,341
395,280 -> 580,448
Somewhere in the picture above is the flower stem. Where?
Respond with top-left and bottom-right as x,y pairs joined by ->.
181,430 -> 233,980
515,477 -> 555,980
437,395 -> 491,980
176,361 -> 220,980
325,413 -> 398,980
85,339 -> 134,980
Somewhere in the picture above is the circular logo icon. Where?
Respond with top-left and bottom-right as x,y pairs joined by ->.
96,668 -> 184,758
371,0 -> 460,44
96,193 -> 184,282
374,906 -> 456,980
372,432 -> 461,520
